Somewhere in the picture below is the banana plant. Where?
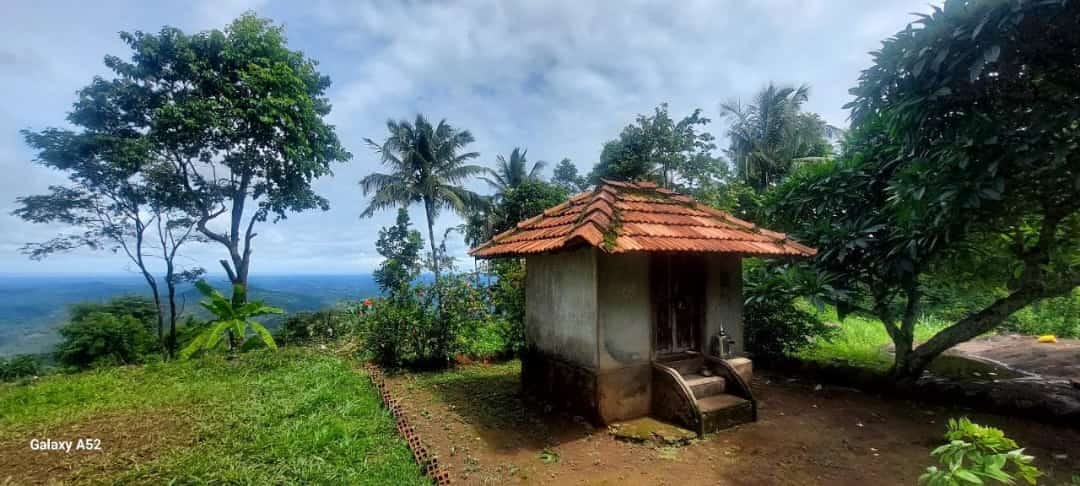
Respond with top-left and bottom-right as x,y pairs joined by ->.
180,281 -> 284,359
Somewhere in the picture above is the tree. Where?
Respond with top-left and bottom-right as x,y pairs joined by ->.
15,127 -> 203,358
551,158 -> 588,193
490,180 -> 569,235
57,14 -> 349,305
361,115 -> 485,288
482,148 -> 547,194
180,281 -> 283,359
772,0 -> 1080,381
720,83 -> 831,192
588,103 -> 721,189
373,208 -> 424,298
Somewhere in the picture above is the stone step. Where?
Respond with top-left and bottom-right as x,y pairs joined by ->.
697,393 -> 754,433
682,374 -> 726,398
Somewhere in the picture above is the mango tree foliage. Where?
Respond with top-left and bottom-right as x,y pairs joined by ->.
588,103 -> 721,189
64,14 -> 350,301
180,281 -> 283,359
772,0 -> 1080,379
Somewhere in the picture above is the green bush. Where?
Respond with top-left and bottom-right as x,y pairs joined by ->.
920,417 -> 1041,486
357,273 -> 511,368
0,355 -> 41,382
55,311 -> 158,369
489,260 -> 526,354
357,293 -> 435,368
743,262 -> 834,360
278,309 -> 352,346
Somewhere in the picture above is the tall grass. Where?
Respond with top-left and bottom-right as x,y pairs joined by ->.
794,306 -> 950,372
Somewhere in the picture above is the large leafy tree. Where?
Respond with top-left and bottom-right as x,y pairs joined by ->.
361,115 -> 485,287
56,14 -> 350,304
772,0 -> 1080,380
720,83 -> 831,192
15,127 -> 203,358
482,148 -> 547,194
588,103 -> 721,189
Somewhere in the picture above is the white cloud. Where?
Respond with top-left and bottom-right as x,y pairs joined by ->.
0,0 -> 937,275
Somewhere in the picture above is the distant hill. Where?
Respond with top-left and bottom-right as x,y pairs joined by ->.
0,274 -> 380,357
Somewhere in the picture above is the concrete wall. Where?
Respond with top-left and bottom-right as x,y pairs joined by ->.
525,247 -> 598,368
704,255 -> 744,355
595,252 -> 653,422
596,252 -> 651,370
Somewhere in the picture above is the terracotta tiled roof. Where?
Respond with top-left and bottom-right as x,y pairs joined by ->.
469,180 -> 816,258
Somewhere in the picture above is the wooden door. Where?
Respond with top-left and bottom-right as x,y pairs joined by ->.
652,253 -> 705,356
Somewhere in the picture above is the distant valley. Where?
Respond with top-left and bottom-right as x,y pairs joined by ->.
0,274 -> 380,357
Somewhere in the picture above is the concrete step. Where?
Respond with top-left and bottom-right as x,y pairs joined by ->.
697,393 -> 754,433
682,374 -> 726,398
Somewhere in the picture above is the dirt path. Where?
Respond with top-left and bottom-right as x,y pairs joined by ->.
387,365 -> 1080,485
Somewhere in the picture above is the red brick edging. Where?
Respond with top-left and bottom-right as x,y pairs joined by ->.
365,364 -> 452,485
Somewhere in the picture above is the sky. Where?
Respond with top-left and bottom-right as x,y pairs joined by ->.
0,0 -> 937,276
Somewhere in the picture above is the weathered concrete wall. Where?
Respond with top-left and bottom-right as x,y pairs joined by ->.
705,255 -> 744,355
525,247 -> 598,369
596,252 -> 651,370
594,252 -> 653,422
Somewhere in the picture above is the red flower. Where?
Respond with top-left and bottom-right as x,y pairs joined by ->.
363,298 -> 373,307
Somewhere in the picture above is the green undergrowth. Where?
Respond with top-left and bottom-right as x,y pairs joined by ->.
0,348 -> 427,485
794,306 -> 950,372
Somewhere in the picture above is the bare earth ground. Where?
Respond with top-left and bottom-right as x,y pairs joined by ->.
0,410 -> 195,485
387,364 -> 1080,485
949,334 -> 1080,380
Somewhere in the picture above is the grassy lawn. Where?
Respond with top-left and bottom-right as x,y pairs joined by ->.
0,349 -> 427,485
794,307 -> 949,371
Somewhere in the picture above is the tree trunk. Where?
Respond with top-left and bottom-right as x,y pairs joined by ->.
423,199 -> 441,287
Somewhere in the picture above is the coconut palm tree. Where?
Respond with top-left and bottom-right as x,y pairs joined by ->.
720,83 -> 829,191
360,115 -> 486,287
482,147 -> 547,195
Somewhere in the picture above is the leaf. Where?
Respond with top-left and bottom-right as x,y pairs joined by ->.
249,321 -> 278,351
204,320 -> 233,351
953,470 -> 983,484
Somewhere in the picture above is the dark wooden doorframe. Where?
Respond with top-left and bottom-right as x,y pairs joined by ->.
651,253 -> 706,358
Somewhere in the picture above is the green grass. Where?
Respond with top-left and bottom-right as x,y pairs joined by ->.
0,348 -> 428,485
794,307 -> 950,371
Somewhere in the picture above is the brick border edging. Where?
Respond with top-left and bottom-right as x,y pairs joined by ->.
365,364 -> 452,485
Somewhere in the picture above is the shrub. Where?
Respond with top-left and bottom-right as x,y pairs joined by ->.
357,273 -> 511,368
357,293 -> 434,368
0,355 -> 41,382
489,260 -> 526,354
278,309 -> 351,346
743,262 -> 834,360
920,417 -> 1042,486
55,311 -> 158,368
